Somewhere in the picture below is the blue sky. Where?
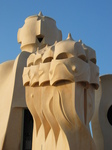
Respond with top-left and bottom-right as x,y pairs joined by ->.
0,0 -> 112,75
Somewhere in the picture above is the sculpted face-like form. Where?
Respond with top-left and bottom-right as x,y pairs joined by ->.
49,57 -> 90,86
29,65 -> 40,86
49,38 -> 90,86
39,63 -> 51,86
17,12 -> 62,52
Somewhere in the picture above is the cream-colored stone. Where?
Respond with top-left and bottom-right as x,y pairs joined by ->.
49,57 -> 90,85
23,33 -> 99,150
34,53 -> 42,65
0,52 -> 30,149
0,12 -> 100,150
25,86 -> 41,149
29,65 -> 40,86
2,108 -> 24,150
82,44 -> 96,64
0,60 -> 14,150
22,67 -> 30,86
53,83 -> 96,150
27,53 -> 36,67
92,75 -> 112,150
91,78 -> 104,150
42,45 -> 54,63
39,62 -> 51,86
17,12 -> 62,53
53,34 -> 86,60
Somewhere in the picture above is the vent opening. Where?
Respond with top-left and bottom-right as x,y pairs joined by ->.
23,109 -> 33,150
107,105 -> 112,126
38,37 -> 43,43
37,35 -> 44,43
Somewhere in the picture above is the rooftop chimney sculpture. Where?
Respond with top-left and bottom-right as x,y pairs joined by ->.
22,12 -> 99,150
1,12 -> 112,150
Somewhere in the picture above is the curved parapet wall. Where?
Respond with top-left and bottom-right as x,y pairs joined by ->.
92,74 -> 112,150
0,52 -> 31,150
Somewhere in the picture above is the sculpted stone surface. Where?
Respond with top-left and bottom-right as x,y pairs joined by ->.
17,12 -> 62,53
0,52 -> 30,150
23,30 -> 99,150
92,75 -> 112,150
0,12 -> 62,150
0,12 -> 105,150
